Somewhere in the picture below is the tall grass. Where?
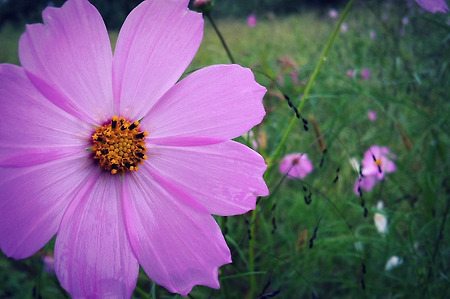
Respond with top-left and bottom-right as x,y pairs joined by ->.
0,1 -> 449,298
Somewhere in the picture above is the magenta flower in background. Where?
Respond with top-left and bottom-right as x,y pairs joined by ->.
279,153 -> 314,179
340,22 -> 349,32
361,68 -> 371,80
247,13 -> 257,27
369,30 -> 376,39
368,110 -> 377,121
416,0 -> 449,13
0,0 -> 269,297
329,8 -> 338,18
361,146 -> 396,180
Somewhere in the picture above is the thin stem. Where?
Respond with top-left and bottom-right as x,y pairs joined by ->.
264,0 -> 356,184
205,13 -> 236,64
248,1 -> 355,297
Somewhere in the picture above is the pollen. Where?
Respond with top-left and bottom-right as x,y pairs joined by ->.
91,116 -> 148,175
375,158 -> 382,167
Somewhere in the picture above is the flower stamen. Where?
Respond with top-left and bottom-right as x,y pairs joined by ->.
92,116 -> 148,175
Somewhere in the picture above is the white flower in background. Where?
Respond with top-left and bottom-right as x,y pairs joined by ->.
385,256 -> 403,271
374,212 -> 388,234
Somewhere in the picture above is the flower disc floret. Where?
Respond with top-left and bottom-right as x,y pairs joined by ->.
92,116 -> 148,175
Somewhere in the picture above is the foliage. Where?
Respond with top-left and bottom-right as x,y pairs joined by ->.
0,0 -> 449,298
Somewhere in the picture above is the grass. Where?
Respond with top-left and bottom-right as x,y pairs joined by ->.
1,1 -> 449,298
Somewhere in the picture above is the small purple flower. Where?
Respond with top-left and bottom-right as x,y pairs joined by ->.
369,30 -> 376,39
361,68 -> 371,80
416,0 -> 449,13
368,110 -> 377,121
279,153 -> 313,179
247,14 -> 257,27
361,146 -> 396,180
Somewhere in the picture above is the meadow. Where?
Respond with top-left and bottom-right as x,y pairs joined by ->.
1,1 -> 449,298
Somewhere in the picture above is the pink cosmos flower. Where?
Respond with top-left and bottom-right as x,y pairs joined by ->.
361,146 -> 396,180
247,13 -> 257,27
368,110 -> 377,121
361,68 -> 371,80
416,0 -> 449,13
0,0 -> 268,297
279,153 -> 313,179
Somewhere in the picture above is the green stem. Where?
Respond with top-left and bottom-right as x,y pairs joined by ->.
264,0 -> 356,184
205,13 -> 236,64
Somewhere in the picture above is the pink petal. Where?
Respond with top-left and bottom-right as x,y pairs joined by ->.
353,175 -> 378,195
0,64 -> 92,166
146,141 -> 268,216
0,152 -> 97,259
0,64 -> 96,259
142,65 -> 266,143
279,153 -> 313,179
122,166 -> 231,295
19,0 -> 114,124
55,174 -> 139,298
113,0 -> 203,120
416,0 -> 449,13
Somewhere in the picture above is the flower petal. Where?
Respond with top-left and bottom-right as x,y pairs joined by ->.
122,166 -> 231,295
113,0 -> 203,120
19,0 -> 113,124
0,64 -> 92,165
146,140 -> 268,216
0,64 -> 96,259
55,174 -> 139,298
142,65 -> 266,143
0,152 -> 97,259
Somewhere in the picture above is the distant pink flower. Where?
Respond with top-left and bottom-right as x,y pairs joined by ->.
369,30 -> 376,39
280,153 -> 313,179
43,255 -> 55,273
361,68 -> 371,80
291,70 -> 299,86
247,14 -> 257,27
347,69 -> 355,78
0,0 -> 268,297
402,16 -> 409,25
416,0 -> 449,13
368,110 -> 377,121
329,8 -> 338,18
361,146 -> 396,180
193,0 -> 210,8
340,22 -> 349,32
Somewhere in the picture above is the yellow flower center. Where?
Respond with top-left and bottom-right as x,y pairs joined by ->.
91,116 -> 148,175
375,158 -> 382,167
